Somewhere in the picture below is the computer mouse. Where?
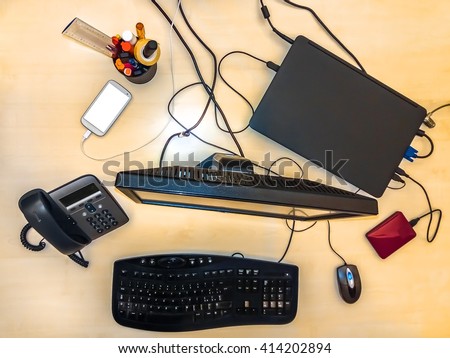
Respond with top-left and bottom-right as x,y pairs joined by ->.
336,264 -> 362,304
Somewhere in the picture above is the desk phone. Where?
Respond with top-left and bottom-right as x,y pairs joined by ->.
18,175 -> 128,267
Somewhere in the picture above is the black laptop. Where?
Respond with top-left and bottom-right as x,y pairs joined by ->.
249,36 -> 426,197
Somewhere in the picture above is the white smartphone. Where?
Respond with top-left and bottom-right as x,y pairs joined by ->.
81,80 -> 132,136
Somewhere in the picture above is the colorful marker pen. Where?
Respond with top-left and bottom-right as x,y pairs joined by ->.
115,58 -> 125,72
121,41 -> 134,54
136,22 -> 146,40
111,35 -> 121,46
123,63 -> 133,76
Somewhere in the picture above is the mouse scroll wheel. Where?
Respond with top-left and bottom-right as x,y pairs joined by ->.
346,268 -> 355,289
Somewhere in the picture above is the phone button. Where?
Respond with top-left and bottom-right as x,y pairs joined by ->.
85,203 -> 96,213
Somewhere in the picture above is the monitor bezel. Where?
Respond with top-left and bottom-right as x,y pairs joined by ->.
114,167 -> 378,221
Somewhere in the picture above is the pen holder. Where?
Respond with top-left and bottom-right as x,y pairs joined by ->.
113,59 -> 157,84
113,38 -> 160,84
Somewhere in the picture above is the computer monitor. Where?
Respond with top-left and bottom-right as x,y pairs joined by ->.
114,166 -> 378,221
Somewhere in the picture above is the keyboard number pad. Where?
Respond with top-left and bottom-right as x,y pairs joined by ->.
262,276 -> 293,316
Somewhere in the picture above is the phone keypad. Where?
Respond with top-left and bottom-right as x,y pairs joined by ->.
86,208 -> 119,234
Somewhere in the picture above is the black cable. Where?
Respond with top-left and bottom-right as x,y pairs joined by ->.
395,168 -> 442,243
178,1 -> 247,149
215,50 -> 280,134
159,132 -> 183,168
409,209 -> 442,243
68,251 -> 89,268
387,181 -> 407,190
278,208 -> 317,262
278,218 -> 296,263
281,0 -> 366,72
267,156 -> 304,178
424,103 -> 450,128
285,217 -> 317,233
259,0 -> 295,44
151,0 -> 245,159
177,2 -> 218,134
216,51 -> 261,133
416,133 -> 434,159
20,223 -> 89,268
327,221 -> 347,266
166,81 -> 240,153
20,224 -> 46,252
428,103 -> 450,116
260,0 -> 366,72
159,81 -> 239,167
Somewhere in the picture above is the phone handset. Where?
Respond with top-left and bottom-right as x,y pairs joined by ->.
19,189 -> 91,267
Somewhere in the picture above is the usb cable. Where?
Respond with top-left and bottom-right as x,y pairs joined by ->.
82,130 -> 92,142
395,168 -> 442,243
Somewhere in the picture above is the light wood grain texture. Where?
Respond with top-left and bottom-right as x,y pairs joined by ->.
1,0 -> 450,337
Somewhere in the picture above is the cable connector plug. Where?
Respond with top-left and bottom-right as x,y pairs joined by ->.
408,217 -> 420,228
82,130 -> 92,142
391,173 -> 405,184
395,167 -> 409,179
403,146 -> 418,162
423,114 -> 436,129
416,129 -> 426,137
266,61 -> 280,72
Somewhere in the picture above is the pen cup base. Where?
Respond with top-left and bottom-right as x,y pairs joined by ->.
114,61 -> 157,84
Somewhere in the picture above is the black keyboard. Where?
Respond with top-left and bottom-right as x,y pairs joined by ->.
112,254 -> 299,332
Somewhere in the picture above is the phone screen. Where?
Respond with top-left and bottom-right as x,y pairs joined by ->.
83,81 -> 131,134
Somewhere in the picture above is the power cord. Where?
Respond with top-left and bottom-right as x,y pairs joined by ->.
216,50 -> 280,134
259,0 -> 366,72
259,0 -> 294,44
152,0 -> 245,164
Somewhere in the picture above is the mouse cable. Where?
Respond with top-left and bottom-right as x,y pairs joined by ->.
395,168 -> 443,243
215,50 -> 280,134
151,0 -> 245,159
278,218 -> 296,263
260,0 -> 366,73
327,220 -> 347,266
278,208 -> 318,263
424,102 -> 450,128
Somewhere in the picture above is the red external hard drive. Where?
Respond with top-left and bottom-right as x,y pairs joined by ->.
365,211 -> 417,259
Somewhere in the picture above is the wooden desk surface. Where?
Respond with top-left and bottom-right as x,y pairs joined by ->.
1,0 -> 450,338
